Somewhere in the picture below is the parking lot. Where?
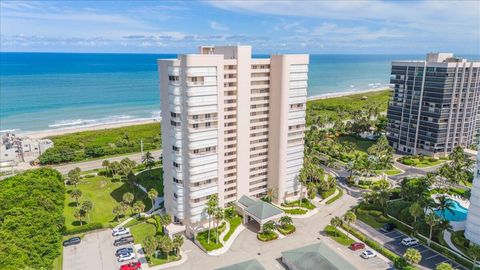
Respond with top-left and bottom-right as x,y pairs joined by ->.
355,221 -> 466,270
63,229 -> 137,270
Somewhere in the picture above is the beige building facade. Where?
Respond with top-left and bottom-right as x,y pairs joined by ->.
158,45 -> 308,233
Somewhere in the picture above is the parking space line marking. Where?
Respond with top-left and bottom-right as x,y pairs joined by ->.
424,254 -> 440,260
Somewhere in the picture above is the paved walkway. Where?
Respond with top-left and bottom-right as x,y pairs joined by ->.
167,193 -> 386,270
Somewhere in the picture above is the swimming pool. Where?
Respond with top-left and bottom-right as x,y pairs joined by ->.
434,199 -> 468,222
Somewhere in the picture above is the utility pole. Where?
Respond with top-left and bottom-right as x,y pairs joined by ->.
141,140 -> 144,159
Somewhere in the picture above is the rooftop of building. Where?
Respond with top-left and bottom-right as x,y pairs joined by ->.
215,259 -> 265,270
237,195 -> 284,221
281,242 -> 358,270
392,52 -> 479,66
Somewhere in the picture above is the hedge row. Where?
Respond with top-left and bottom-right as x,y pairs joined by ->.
64,222 -> 104,235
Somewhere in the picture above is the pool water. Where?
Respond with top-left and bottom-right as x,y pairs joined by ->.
434,199 -> 468,222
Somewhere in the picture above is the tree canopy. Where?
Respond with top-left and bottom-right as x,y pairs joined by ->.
0,168 -> 65,269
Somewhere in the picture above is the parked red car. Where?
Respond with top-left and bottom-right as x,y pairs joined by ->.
120,261 -> 141,270
350,242 -> 366,251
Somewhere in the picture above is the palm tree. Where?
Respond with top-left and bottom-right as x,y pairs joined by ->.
343,211 -> 356,239
172,235 -> 184,256
330,216 -> 343,237
214,207 -> 224,244
404,248 -> 422,265
298,166 -> 309,207
157,235 -> 174,260
127,172 -> 137,193
425,212 -> 440,244
81,200 -> 93,222
262,221 -> 275,234
468,244 -> 480,270
102,160 -> 110,175
159,214 -> 172,234
279,216 -> 293,229
142,151 -> 155,176
147,188 -> 158,210
205,195 -> 218,243
263,187 -> 277,203
74,208 -> 86,226
143,235 -> 157,258
70,189 -> 82,207
122,192 -> 134,213
409,202 -> 424,223
436,195 -> 455,220
133,201 -> 146,215
113,204 -> 124,222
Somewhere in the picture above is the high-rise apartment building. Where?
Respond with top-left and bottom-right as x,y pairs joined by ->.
465,141 -> 480,245
158,45 -> 308,233
386,53 -> 480,156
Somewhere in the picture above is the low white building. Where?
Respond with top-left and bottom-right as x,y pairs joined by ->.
0,133 -> 53,164
465,141 -> 480,245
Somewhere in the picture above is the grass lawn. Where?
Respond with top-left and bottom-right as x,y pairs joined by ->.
257,231 -> 278,242
338,134 -> 376,154
197,223 -> 226,251
64,175 -> 152,230
375,168 -> 402,176
223,216 -> 242,242
130,222 -> 157,244
281,198 -> 315,210
357,212 -> 386,229
147,252 -> 181,266
326,188 -> 344,204
324,225 -> 354,246
135,167 -> 164,196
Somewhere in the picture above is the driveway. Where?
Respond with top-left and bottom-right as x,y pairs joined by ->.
354,221 -> 466,270
168,193 -> 390,270
63,229 -> 134,270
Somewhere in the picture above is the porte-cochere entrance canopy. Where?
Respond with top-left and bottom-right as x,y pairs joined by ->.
236,195 -> 284,227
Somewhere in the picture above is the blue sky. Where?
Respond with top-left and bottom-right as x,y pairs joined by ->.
1,1 -> 479,54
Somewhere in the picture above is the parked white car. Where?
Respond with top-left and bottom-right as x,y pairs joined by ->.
112,227 -> 130,237
361,250 -> 377,259
117,252 -> 136,262
401,237 -> 419,247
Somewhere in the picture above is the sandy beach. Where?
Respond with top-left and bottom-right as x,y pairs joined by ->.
20,119 -> 160,139
17,88 -> 390,139
307,87 -> 390,101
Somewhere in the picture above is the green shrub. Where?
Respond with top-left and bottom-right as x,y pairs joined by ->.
278,224 -> 296,235
281,198 -> 316,210
283,208 -> 307,215
64,222 -> 104,235
0,169 -> 65,269
257,231 -> 278,242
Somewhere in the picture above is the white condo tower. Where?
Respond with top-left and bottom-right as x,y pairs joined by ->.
465,141 -> 480,245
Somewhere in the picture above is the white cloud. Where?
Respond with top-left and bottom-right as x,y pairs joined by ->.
210,21 -> 229,31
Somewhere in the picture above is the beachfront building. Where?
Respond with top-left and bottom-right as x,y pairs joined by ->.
0,133 -> 53,164
465,141 -> 480,245
386,53 -> 480,157
158,45 -> 308,234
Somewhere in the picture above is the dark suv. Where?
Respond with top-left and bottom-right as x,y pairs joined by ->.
114,236 -> 134,246
381,223 -> 396,233
63,237 -> 81,247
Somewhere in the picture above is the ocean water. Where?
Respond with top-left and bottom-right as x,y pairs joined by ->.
1,52 -> 475,133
